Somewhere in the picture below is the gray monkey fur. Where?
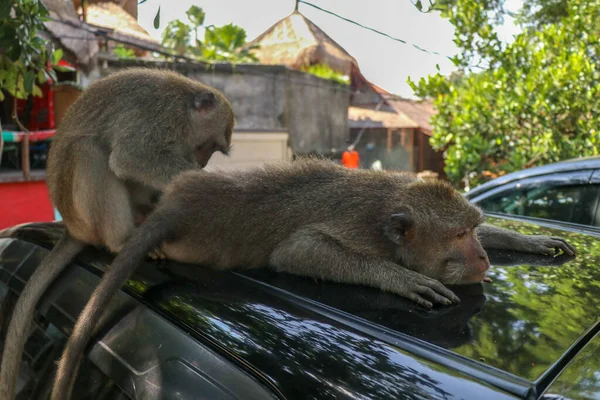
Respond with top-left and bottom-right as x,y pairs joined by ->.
0,67 -> 235,400
50,157 -> 575,399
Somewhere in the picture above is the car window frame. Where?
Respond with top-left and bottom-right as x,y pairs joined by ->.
469,169 -> 599,227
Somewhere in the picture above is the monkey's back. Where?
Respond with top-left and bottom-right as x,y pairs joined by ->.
160,158 -> 416,269
46,68 -> 232,243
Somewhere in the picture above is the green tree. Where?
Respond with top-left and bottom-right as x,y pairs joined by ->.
161,20 -> 192,56
0,0 -> 67,129
186,5 -> 205,44
202,23 -> 258,63
408,0 -> 600,189
160,6 -> 258,63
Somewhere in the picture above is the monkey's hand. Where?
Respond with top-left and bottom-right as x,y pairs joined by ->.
478,225 -> 576,257
390,268 -> 461,309
520,235 -> 576,257
147,247 -> 167,261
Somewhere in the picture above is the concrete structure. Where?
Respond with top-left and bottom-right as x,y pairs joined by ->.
92,58 -> 350,156
205,132 -> 292,171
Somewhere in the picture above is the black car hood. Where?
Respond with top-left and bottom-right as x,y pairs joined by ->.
243,216 -> 600,383
2,216 -> 599,388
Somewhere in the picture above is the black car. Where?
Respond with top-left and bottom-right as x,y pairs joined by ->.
465,156 -> 600,231
1,216 -> 599,399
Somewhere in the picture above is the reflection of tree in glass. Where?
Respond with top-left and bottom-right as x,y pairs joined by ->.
454,218 -> 600,385
545,334 -> 600,398
146,282 -> 502,399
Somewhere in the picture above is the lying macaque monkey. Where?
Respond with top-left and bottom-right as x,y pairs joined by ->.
51,158 -> 575,399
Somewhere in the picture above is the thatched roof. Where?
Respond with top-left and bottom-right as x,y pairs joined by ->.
387,98 -> 435,133
40,0 -> 163,71
348,106 -> 419,129
360,80 -> 436,133
84,2 -> 161,49
247,11 -> 359,77
41,0 -> 99,71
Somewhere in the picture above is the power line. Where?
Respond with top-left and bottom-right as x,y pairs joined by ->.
297,0 -> 451,60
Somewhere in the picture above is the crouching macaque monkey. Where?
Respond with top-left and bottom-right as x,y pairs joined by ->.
0,68 -> 235,400
51,158 -> 575,400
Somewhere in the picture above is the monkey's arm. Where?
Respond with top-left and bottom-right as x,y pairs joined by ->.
109,144 -> 199,191
269,226 -> 461,308
477,224 -> 576,256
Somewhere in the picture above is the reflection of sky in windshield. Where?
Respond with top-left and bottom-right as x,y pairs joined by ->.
156,291 -> 512,399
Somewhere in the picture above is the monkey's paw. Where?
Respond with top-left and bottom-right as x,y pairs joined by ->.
526,236 -> 576,257
394,270 -> 461,309
147,247 -> 167,261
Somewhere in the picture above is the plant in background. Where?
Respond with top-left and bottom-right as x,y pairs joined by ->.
113,45 -> 135,60
302,64 -> 350,85
408,0 -> 600,189
161,19 -> 192,56
0,0 -> 70,130
202,23 -> 259,63
160,6 -> 259,63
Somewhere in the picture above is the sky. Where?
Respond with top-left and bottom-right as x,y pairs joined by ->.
137,0 -> 523,98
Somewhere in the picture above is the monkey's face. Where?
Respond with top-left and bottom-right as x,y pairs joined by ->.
189,90 -> 235,168
437,229 -> 490,284
386,214 -> 490,285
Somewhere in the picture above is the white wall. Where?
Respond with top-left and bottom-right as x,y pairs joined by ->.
205,131 -> 292,171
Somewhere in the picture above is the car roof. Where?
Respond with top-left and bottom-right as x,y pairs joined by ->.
2,217 -> 600,398
465,156 -> 600,199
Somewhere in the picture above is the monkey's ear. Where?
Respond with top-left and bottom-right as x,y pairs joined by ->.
387,213 -> 413,240
194,92 -> 216,110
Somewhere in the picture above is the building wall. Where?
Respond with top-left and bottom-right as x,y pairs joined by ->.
88,59 -> 350,155
205,132 -> 292,171
421,132 -> 447,180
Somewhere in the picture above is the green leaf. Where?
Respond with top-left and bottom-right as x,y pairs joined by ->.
415,0 -> 423,12
186,5 -> 205,26
32,84 -> 42,97
153,6 -> 161,29
51,48 -> 63,65
0,90 -> 4,101
47,69 -> 58,83
37,68 -> 47,84
0,0 -> 12,20
23,69 -> 34,93
0,25 -> 16,51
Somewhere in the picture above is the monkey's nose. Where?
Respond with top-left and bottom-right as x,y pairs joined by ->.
477,256 -> 490,273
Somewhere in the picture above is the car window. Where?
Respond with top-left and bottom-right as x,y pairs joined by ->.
477,183 -> 600,226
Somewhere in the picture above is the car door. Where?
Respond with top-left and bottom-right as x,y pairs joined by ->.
470,170 -> 600,227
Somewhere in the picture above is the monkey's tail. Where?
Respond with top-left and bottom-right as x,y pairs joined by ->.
0,235 -> 85,400
50,213 -> 174,400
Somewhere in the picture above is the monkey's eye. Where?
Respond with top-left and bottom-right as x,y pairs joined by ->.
457,230 -> 468,238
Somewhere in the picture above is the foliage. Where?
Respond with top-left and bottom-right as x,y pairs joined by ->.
301,64 -> 350,85
186,4 -> 205,43
161,19 -> 192,56
409,0 -> 600,189
113,45 -> 135,60
202,23 -> 259,63
160,6 -> 259,63
0,0 -> 68,106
